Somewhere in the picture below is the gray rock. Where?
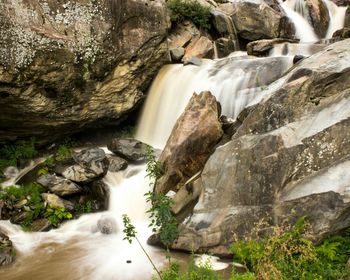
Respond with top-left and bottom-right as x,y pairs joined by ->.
172,39 -> 350,255
183,56 -> 202,66
170,47 -> 185,62
107,155 -> 128,172
214,38 -> 236,58
0,231 -> 15,267
41,193 -> 75,211
27,219 -> 52,232
54,148 -> 109,183
97,216 -> 118,234
107,139 -> 148,162
87,180 -> 110,210
37,174 -> 82,196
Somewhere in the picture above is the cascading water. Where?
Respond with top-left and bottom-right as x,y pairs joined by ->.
324,0 -> 347,38
136,55 -> 293,148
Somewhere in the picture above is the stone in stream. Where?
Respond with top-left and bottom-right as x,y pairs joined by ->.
107,155 -> 128,173
54,148 -> 109,183
41,193 -> 75,212
171,39 -> 350,256
155,91 -> 223,194
107,139 -> 148,162
97,216 -> 118,235
37,174 -> 82,196
0,230 -> 15,267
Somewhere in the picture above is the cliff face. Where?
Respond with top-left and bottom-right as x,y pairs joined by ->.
0,0 -> 168,143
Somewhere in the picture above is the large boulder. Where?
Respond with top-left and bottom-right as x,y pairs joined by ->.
182,36 -> 214,63
37,174 -> 82,196
41,193 -> 75,211
107,138 -> 148,162
0,0 -> 168,143
173,39 -> 350,256
305,0 -> 330,38
155,91 -> 223,194
218,1 -> 295,41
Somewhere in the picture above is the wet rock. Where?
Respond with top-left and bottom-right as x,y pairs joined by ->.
9,211 -> 26,224
332,28 -> 350,39
42,193 -> 75,211
218,1 -> 295,41
211,9 -> 236,36
331,0 -> 350,5
54,148 -> 109,183
173,39 -> 350,255
293,55 -> 305,64
214,38 -> 236,58
0,0 -> 168,143
182,36 -> 214,63
37,174 -> 82,196
107,155 -> 128,173
168,21 -> 200,49
156,91 -> 223,194
170,47 -> 185,62
0,230 -> 15,267
246,38 -> 299,56
86,180 -> 110,210
345,8 -> 350,28
305,0 -> 330,38
27,218 -> 52,232
97,216 -> 118,234
183,56 -> 203,66
107,139 -> 148,162
13,199 -> 27,209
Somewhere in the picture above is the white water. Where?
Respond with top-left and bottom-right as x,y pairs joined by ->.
281,1 -> 319,43
324,0 -> 347,38
136,55 -> 293,148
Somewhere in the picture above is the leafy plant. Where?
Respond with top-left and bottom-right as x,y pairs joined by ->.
75,200 -> 96,214
167,0 -> 212,30
44,205 -> 73,227
145,145 -> 164,182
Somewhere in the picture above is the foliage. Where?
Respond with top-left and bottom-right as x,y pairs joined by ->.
145,191 -> 179,247
44,205 -> 73,227
122,214 -> 137,244
75,200 -> 96,214
156,256 -> 222,280
117,125 -> 136,138
167,0 -> 211,30
145,145 -> 164,182
0,183 -> 46,228
0,138 -> 37,178
230,217 -> 350,280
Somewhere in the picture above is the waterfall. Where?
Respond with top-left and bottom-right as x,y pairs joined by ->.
281,1 -> 319,42
324,0 -> 347,38
136,55 -> 293,149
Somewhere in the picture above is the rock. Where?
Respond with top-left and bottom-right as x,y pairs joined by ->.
97,216 -> 118,234
246,38 -> 299,56
0,0 -> 168,144
27,219 -> 52,232
331,0 -> 350,6
168,21 -> 200,49
182,36 -> 214,63
293,55 -> 305,64
107,155 -> 128,173
332,28 -> 350,39
172,39 -> 350,255
214,38 -> 236,58
219,1 -> 295,41
170,47 -> 185,62
86,180 -> 110,210
107,139 -> 148,162
345,8 -> 350,28
211,9 -> 237,37
183,56 -> 203,66
305,0 -> 330,38
54,148 -> 109,183
13,199 -> 27,209
0,230 -> 15,267
42,193 -> 75,211
155,91 -> 223,194
37,174 -> 82,196
9,211 -> 26,224
347,258 -> 350,268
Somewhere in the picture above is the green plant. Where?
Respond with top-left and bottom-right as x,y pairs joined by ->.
145,145 -> 164,182
167,0 -> 211,30
0,138 -> 37,178
230,218 -> 350,280
44,205 -> 73,227
122,214 -> 163,279
75,200 -> 95,214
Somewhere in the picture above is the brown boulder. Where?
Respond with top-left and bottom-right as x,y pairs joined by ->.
246,38 -> 299,56
182,36 -> 214,63
0,0 -> 168,143
155,91 -> 223,194
306,0 -> 330,38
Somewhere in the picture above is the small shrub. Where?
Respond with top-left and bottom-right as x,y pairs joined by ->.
167,0 -> 211,30
75,200 -> 96,214
44,205 -> 73,227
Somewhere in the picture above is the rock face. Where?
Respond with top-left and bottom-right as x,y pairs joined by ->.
156,91 -> 223,194
246,38 -> 299,56
0,0 -> 168,143
305,0 -> 330,38
42,193 -> 75,211
173,39 -> 350,255
218,0 -> 295,41
37,174 -> 82,196
0,231 -> 15,267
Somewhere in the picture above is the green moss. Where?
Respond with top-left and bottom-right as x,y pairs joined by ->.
167,0 -> 212,30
